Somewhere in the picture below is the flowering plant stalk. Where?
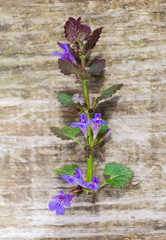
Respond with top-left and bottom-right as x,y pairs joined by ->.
48,17 -> 134,215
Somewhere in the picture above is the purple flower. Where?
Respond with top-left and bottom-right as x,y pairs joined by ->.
70,114 -> 90,138
85,176 -> 100,191
62,168 -> 85,187
48,190 -> 75,215
89,113 -> 107,139
50,42 -> 76,65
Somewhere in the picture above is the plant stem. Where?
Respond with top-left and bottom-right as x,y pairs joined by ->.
73,137 -> 84,147
100,181 -> 107,189
83,79 -> 90,108
81,55 -> 93,182
87,148 -> 93,182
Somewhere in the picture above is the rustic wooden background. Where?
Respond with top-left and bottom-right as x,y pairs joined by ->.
0,0 -> 166,239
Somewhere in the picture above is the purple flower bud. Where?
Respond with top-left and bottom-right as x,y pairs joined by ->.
48,190 -> 75,215
85,67 -> 90,72
72,93 -> 80,103
50,43 -> 76,65
78,97 -> 86,105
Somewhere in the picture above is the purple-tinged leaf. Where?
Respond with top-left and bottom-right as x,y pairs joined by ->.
69,108 -> 80,117
89,59 -> 105,75
76,17 -> 91,36
58,60 -> 80,76
85,27 -> 103,51
64,17 -> 91,43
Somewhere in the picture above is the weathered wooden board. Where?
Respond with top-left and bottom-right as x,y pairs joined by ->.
0,0 -> 166,239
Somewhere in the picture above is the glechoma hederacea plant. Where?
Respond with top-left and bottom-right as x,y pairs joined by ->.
48,17 -> 134,215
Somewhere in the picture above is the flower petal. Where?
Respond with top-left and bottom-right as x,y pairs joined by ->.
61,174 -> 78,184
48,201 -> 57,211
56,204 -> 66,215
75,168 -> 83,178
93,176 -> 99,184
64,198 -> 71,207
59,190 -> 65,195
49,52 -> 63,56
60,43 -> 69,52
51,195 -> 60,201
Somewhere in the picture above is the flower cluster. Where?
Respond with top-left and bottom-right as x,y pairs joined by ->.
70,113 -> 107,139
62,168 -> 100,191
48,168 -> 100,215
72,94 -> 85,106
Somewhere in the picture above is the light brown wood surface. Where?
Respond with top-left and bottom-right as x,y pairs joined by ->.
0,0 -> 166,239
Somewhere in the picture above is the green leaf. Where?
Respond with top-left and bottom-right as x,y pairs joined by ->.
99,124 -> 108,134
104,162 -> 134,188
98,84 -> 123,101
54,164 -> 79,175
58,93 -> 73,105
50,126 -> 81,141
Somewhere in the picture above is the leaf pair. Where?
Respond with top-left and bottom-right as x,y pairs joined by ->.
53,162 -> 134,188
57,84 -> 123,106
59,58 -> 105,76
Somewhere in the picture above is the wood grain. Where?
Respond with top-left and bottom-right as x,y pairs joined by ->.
0,0 -> 166,239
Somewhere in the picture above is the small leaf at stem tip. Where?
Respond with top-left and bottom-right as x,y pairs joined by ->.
58,92 -> 73,105
85,27 -> 103,52
104,162 -> 134,188
50,126 -> 81,140
54,164 -> 79,175
64,17 -> 91,43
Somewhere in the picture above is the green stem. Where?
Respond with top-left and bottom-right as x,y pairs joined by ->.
83,79 -> 90,108
100,181 -> 107,189
73,137 -> 84,147
81,55 -> 93,182
87,115 -> 93,182
87,148 -> 93,182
